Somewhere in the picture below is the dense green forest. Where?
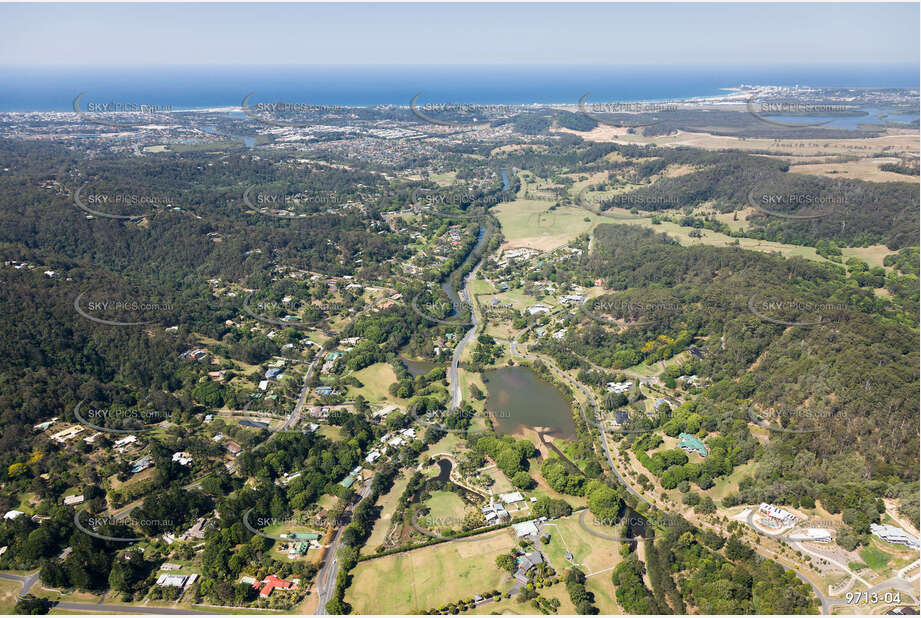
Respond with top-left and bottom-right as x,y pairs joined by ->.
539,224 -> 918,533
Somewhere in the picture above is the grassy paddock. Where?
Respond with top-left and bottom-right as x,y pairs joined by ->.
346,528 -> 516,613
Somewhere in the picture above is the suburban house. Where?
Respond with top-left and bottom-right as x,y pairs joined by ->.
481,503 -> 509,523
678,433 -> 709,457
113,435 -> 138,449
131,456 -> 154,474
513,551 -> 545,584
181,517 -> 210,541
51,425 -> 85,444
252,575 -> 295,598
172,451 -> 193,466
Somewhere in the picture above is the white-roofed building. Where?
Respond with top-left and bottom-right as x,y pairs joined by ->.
870,523 -> 920,549
512,520 -> 539,538
759,503 -> 797,525
156,573 -> 191,587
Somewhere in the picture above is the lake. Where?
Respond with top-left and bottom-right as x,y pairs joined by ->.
484,366 -> 576,440
401,357 -> 438,378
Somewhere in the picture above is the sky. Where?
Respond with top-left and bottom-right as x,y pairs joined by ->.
0,3 -> 917,67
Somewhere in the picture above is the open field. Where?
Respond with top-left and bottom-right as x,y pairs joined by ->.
347,362 -> 399,404
423,490 -> 467,522
585,574 -> 622,614
575,195 -> 872,265
840,245 -> 898,268
420,432 -> 466,461
318,425 -> 343,442
363,472 -> 413,555
0,578 -> 21,613
542,511 -> 624,576
709,460 -> 758,501
555,125 -> 920,158
494,200 -> 605,251
488,288 -> 559,313
346,528 -> 517,613
430,172 -> 458,186
788,157 -> 916,182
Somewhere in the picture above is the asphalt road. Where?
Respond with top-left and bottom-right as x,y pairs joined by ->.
314,478 -> 374,615
0,570 -> 39,599
448,263 -> 482,411
53,602 -> 213,614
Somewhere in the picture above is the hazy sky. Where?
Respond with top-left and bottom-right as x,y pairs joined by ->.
0,3 -> 917,66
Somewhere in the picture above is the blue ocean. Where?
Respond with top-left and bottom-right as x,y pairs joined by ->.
0,64 -> 918,112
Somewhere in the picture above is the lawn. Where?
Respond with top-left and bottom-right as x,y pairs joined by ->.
482,467 -> 515,494
709,461 -> 758,501
420,433 -> 466,461
363,472 -> 413,555
346,528 -> 517,613
317,425 -> 343,442
430,172 -> 458,186
347,362 -> 399,404
541,511 -> 624,576
468,279 -> 495,295
422,491 -> 467,524
859,544 -> 892,572
494,199 -> 604,252
0,578 -> 21,614
585,574 -> 622,614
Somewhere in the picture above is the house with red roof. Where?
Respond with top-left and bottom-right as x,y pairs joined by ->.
252,574 -> 292,597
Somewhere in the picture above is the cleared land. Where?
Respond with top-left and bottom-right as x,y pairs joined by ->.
0,578 -> 21,614
493,200 -> 604,251
555,125 -> 920,158
788,157 -> 916,182
542,512 -> 624,576
363,472 -> 412,555
346,528 -> 517,613
347,362 -> 400,404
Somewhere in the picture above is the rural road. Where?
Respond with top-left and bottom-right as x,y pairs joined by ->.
449,263 -> 482,411
314,478 -> 374,614
0,570 -> 39,598
53,602 -> 212,614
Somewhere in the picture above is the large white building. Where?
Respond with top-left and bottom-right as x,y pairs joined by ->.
759,503 -> 797,525
870,523 -> 920,549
